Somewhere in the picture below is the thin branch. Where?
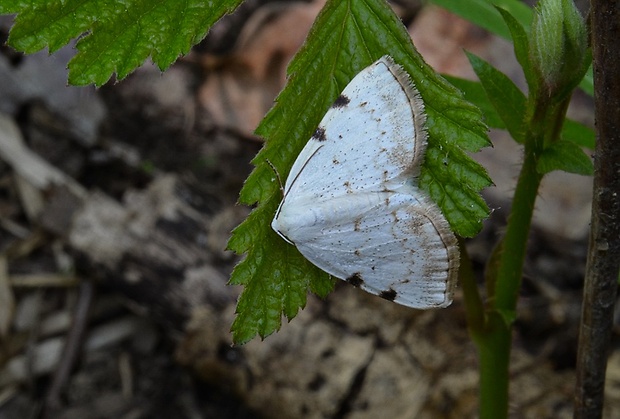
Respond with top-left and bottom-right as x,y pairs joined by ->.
574,1 -> 620,417
43,280 -> 95,417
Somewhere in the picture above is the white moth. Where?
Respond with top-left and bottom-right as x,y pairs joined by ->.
271,56 -> 459,308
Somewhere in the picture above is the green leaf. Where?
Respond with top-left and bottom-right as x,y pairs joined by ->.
429,0 -> 593,96
530,0 -> 563,85
466,52 -> 527,143
530,0 -> 590,100
446,76 -> 594,149
580,67 -> 593,96
428,0 -> 532,40
4,0 -> 243,86
228,0 -> 491,343
537,140 -> 593,175
562,119 -> 595,149
444,76 -> 506,129
495,6 -> 538,95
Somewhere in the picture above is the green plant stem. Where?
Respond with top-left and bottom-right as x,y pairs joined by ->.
494,143 -> 543,312
476,154 -> 542,419
476,313 -> 511,419
549,96 -> 571,144
475,98 -> 547,419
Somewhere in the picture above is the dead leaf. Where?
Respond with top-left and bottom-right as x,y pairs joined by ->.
410,6 -> 489,79
199,0 -> 326,137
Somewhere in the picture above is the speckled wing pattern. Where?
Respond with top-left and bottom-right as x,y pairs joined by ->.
271,56 -> 459,308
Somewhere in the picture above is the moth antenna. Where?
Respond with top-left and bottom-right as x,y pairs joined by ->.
266,159 -> 284,197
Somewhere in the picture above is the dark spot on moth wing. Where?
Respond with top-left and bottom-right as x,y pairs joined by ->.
390,210 -> 401,222
343,181 -> 353,193
379,288 -> 397,302
312,127 -> 327,142
331,94 -> 350,108
346,273 -> 364,287
353,218 -> 362,232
